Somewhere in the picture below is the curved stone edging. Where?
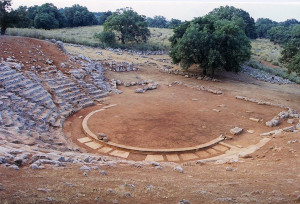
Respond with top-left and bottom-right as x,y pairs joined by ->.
82,104 -> 225,154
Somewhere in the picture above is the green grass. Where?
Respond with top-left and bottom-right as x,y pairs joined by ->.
251,38 -> 282,66
7,26 -> 173,51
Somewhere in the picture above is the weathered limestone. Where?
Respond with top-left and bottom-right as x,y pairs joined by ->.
266,117 -> 280,127
230,127 -> 243,135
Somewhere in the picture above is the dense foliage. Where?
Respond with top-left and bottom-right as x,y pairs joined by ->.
8,3 -> 98,29
169,13 -> 251,76
63,4 -> 97,27
147,16 -> 183,28
34,3 -> 66,29
208,6 -> 257,39
94,31 -> 116,46
280,38 -> 300,75
255,18 -> 278,38
0,0 -> 18,34
104,8 -> 150,44
94,11 -> 112,25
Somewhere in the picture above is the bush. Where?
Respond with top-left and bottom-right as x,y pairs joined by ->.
95,31 -> 116,46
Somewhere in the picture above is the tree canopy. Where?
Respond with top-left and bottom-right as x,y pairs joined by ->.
0,0 -> 17,34
169,13 -> 251,76
95,11 -> 112,25
34,3 -> 66,29
208,6 -> 257,39
104,8 -> 150,44
280,35 -> 300,75
63,4 -> 97,27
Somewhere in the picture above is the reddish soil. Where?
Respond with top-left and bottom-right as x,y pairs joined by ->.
0,35 -> 79,74
85,85 -> 283,149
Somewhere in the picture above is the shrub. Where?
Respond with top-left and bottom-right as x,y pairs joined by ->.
95,31 -> 116,46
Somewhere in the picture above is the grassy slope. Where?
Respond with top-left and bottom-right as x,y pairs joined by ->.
6,26 -> 299,82
7,26 -> 173,50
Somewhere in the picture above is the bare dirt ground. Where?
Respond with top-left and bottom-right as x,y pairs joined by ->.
0,36 -> 300,203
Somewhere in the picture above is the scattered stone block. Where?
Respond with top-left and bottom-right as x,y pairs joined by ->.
178,199 -> 191,204
230,127 -> 243,135
283,126 -> 295,132
278,111 -> 289,119
97,133 -> 108,142
213,109 -> 221,112
249,118 -> 260,122
135,88 -> 145,93
260,129 -> 283,136
247,130 -> 255,134
297,123 -> 300,130
80,165 -> 90,171
266,117 -> 280,127
287,119 -> 295,124
174,166 -> 184,173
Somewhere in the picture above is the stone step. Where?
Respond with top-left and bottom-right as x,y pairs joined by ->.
38,108 -> 53,123
3,76 -> 23,87
5,79 -> 32,90
47,112 -> 59,124
80,101 -> 95,108
0,111 -> 3,124
73,97 -> 93,105
1,110 -> 14,127
60,109 -> 74,117
31,106 -> 45,118
65,93 -> 87,102
22,86 -> 44,98
35,96 -> 52,106
58,90 -> 82,99
43,100 -> 57,110
22,83 -> 39,92
0,70 -> 16,79
93,92 -> 108,100
50,82 -> 75,91
55,86 -> 78,95
88,90 -> 104,96
29,91 -> 48,101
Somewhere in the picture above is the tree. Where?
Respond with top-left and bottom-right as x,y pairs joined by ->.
267,26 -> 291,44
63,4 -> 97,27
208,6 -> 257,39
168,18 -> 182,29
0,0 -> 15,35
280,39 -> 300,75
34,3 -> 66,29
169,15 -> 251,76
255,18 -> 278,38
95,11 -> 112,25
147,15 -> 168,28
104,8 -> 150,44
12,6 -> 31,28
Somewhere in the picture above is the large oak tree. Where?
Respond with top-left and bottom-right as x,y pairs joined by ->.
104,8 -> 150,44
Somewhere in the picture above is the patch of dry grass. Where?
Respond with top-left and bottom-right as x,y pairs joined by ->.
7,26 -> 173,50
251,39 -> 282,66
